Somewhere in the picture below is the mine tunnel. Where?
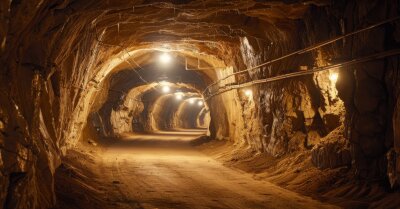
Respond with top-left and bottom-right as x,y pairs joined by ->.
1,0 -> 400,209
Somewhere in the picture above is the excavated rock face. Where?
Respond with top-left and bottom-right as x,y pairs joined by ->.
311,126 -> 351,169
0,0 -> 400,208
196,108 -> 210,128
307,0 -> 400,182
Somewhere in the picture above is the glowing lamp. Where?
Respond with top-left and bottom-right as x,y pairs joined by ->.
159,80 -> 169,86
244,89 -> 252,96
329,73 -> 338,82
175,93 -> 183,100
162,85 -> 170,93
159,52 -> 172,64
198,101 -> 204,106
188,98 -> 195,104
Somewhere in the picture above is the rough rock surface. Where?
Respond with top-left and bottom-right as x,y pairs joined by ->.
0,0 -> 399,208
311,126 -> 351,169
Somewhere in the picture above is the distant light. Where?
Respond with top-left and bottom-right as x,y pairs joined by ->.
162,85 -> 170,93
188,98 -> 195,104
159,80 -> 169,86
159,52 -> 172,64
329,73 -> 338,82
244,89 -> 252,96
198,101 -> 204,106
175,93 -> 183,100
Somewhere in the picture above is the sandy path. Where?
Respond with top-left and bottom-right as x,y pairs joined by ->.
98,130 -> 338,209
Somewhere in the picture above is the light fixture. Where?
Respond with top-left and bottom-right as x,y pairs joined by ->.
188,98 -> 195,104
198,101 -> 204,106
159,80 -> 169,86
162,85 -> 170,93
244,89 -> 252,96
175,92 -> 183,100
159,52 -> 172,64
159,80 -> 171,93
329,72 -> 338,82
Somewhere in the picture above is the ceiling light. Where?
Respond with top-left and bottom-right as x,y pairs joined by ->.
329,72 -> 338,82
159,80 -> 169,86
162,85 -> 170,93
244,89 -> 252,96
159,52 -> 172,64
188,98 -> 195,104
198,101 -> 204,106
175,93 -> 183,100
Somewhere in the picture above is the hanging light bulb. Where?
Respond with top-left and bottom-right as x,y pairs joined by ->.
159,80 -> 169,86
159,81 -> 171,93
175,92 -> 183,100
198,101 -> 204,106
188,98 -> 195,104
329,72 -> 338,82
159,52 -> 172,64
162,85 -> 170,93
244,89 -> 252,96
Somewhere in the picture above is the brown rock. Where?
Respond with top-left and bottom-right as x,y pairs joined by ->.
311,127 -> 351,169
359,136 -> 385,158
306,131 -> 321,148
354,114 -> 383,134
288,132 -> 306,152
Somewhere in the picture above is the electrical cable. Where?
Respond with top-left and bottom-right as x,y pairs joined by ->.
205,48 -> 400,100
203,16 -> 400,96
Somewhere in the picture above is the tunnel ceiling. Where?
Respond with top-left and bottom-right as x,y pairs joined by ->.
2,0 -> 326,73
1,0 -> 329,99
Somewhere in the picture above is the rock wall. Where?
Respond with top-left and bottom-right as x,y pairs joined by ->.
108,85 -> 152,135
196,108 -> 211,128
206,0 -> 400,186
0,1 -> 99,208
208,12 -> 345,157
302,0 -> 400,182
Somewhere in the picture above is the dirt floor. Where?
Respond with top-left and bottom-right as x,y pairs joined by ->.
199,140 -> 400,209
53,130 -> 339,209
